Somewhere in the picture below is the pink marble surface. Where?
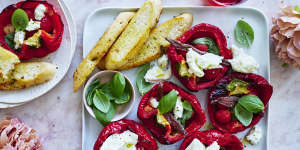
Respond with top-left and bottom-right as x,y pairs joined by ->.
0,0 -> 299,150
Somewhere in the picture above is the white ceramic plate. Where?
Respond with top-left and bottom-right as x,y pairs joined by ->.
82,6 -> 270,150
0,0 -> 77,104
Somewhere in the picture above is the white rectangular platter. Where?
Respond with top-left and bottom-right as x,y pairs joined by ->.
82,6 -> 270,150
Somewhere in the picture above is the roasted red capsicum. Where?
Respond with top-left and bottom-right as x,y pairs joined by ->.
168,23 -> 232,91
93,119 -> 157,150
208,73 -> 273,133
137,81 -> 206,144
180,130 -> 243,150
0,0 -> 64,60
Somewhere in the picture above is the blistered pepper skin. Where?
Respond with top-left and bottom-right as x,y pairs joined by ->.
0,0 -> 64,60
208,73 -> 273,133
137,81 -> 206,145
180,130 -> 243,150
93,119 -> 158,150
168,23 -> 232,91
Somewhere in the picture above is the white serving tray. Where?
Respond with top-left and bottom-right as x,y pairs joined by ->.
82,6 -> 270,150
0,0 -> 77,106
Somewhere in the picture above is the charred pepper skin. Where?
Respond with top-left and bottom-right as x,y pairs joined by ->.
0,0 -> 64,60
137,81 -> 206,145
180,130 -> 244,150
168,23 -> 232,91
93,119 -> 158,150
208,73 -> 273,133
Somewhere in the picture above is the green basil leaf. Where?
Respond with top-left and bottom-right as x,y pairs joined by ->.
93,90 -> 111,113
86,79 -> 100,106
178,110 -> 193,126
234,103 -> 253,126
11,9 -> 29,31
192,38 -> 220,55
93,104 -> 115,126
158,90 -> 178,114
182,100 -> 193,111
234,20 -> 254,47
111,72 -> 126,98
238,95 -> 264,113
99,81 -> 116,101
136,63 -> 153,95
5,33 -> 15,49
114,82 -> 132,104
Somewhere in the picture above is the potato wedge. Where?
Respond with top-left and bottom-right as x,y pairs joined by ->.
119,13 -> 193,70
104,0 -> 162,70
73,12 -> 135,92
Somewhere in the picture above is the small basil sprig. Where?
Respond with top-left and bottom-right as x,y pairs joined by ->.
192,38 -> 220,55
158,90 -> 178,114
233,94 -> 264,126
85,79 -> 100,106
136,63 -> 153,95
11,9 -> 29,31
112,72 -> 126,98
114,82 -> 131,104
294,6 -> 300,14
178,100 -> 194,126
234,20 -> 254,47
5,33 -> 15,50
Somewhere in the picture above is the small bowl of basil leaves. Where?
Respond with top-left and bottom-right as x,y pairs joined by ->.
83,70 -> 135,126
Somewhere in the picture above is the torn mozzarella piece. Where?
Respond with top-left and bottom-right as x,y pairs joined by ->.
144,65 -> 171,83
157,54 -> 168,69
173,96 -> 183,119
14,31 -> 25,49
228,45 -> 259,73
35,4 -> 47,20
150,98 -> 159,108
246,126 -> 262,145
206,141 -> 220,150
26,19 -> 41,31
185,139 -> 206,150
186,48 -> 223,78
100,130 -> 138,150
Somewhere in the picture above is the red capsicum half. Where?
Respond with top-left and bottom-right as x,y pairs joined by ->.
180,130 -> 243,150
137,81 -> 206,144
93,119 -> 158,150
0,0 -> 64,60
168,23 -> 232,91
208,73 -> 273,133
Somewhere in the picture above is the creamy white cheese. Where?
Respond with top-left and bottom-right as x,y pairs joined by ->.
157,54 -> 168,69
228,45 -> 259,73
100,130 -> 138,150
186,48 -> 223,78
14,31 -> 25,49
173,96 -> 183,119
26,19 -> 41,31
150,98 -> 159,108
206,141 -> 220,150
34,4 -> 47,20
185,139 -> 206,150
246,126 -> 262,145
144,65 -> 171,83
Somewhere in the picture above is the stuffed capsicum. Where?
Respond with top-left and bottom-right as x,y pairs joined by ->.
137,81 -> 206,144
180,130 -> 243,150
208,73 -> 273,133
0,0 -> 64,60
168,23 -> 232,91
93,119 -> 157,150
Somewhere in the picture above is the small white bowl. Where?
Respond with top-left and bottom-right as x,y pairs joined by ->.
83,70 -> 135,121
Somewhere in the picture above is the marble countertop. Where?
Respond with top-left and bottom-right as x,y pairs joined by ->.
0,0 -> 300,149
